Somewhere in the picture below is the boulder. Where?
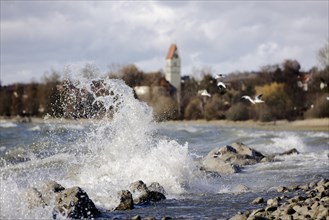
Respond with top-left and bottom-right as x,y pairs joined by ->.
129,180 -> 166,205
251,197 -> 264,204
115,190 -> 134,210
231,142 -> 264,160
54,187 -> 99,219
278,148 -> 299,156
148,182 -> 167,195
40,181 -> 65,204
234,184 -> 250,194
201,155 -> 241,175
24,187 -> 47,209
201,142 -> 264,175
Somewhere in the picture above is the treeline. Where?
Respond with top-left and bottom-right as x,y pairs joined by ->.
0,60 -> 328,122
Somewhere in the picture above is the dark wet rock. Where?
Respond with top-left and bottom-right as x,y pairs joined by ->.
129,180 -> 166,205
24,181 -> 99,219
251,197 -> 264,204
276,186 -> 288,193
260,156 -> 275,163
234,184 -> 250,194
249,208 -> 265,217
229,213 -> 248,220
278,148 -> 299,156
130,180 -> 148,193
115,190 -> 134,210
148,182 -> 167,195
267,198 -> 280,206
131,215 -> 141,220
230,142 -> 265,161
265,205 -> 277,213
288,184 -> 300,191
40,181 -> 65,204
54,186 -> 99,219
24,187 -> 47,209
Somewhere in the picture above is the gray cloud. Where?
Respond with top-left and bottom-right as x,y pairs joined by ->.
1,1 -> 328,85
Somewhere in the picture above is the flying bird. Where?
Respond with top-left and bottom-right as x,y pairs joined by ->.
213,73 -> 224,79
198,89 -> 211,97
217,81 -> 226,89
241,94 -> 264,104
320,78 -> 329,90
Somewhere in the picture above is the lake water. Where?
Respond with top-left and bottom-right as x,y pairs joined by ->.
1,119 -> 328,219
0,78 -> 328,219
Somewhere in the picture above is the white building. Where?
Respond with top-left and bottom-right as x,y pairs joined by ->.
165,44 -> 181,92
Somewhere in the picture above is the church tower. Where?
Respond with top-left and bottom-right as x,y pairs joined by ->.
165,44 -> 181,92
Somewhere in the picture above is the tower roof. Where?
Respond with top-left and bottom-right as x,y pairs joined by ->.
166,44 -> 178,60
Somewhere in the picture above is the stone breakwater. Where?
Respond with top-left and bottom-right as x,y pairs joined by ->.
230,178 -> 329,220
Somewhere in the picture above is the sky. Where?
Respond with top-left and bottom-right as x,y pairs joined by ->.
1,1 -> 328,85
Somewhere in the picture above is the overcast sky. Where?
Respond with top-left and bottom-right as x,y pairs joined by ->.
1,1 -> 328,85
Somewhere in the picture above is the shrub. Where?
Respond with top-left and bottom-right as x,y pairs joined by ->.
251,104 -> 273,122
184,97 -> 203,120
204,94 -> 228,120
255,82 -> 293,120
304,94 -> 329,118
225,103 -> 250,121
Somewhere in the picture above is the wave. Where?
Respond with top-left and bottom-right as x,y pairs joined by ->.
0,121 -> 17,128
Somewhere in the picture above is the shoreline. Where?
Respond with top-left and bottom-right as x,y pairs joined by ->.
1,116 -> 328,132
163,118 -> 329,132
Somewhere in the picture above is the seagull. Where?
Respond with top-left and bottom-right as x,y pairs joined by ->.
241,94 -> 264,104
320,77 -> 329,90
217,81 -> 226,89
213,73 -> 224,79
199,89 -> 211,97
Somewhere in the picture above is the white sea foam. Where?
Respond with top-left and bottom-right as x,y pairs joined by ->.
28,125 -> 41,131
304,131 -> 329,138
0,121 -> 17,128
62,124 -> 85,130
262,133 -> 307,154
59,78 -> 199,209
25,77 -> 200,210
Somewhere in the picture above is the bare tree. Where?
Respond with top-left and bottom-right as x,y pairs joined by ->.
317,39 -> 329,68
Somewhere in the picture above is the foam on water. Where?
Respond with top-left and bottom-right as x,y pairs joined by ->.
28,125 -> 41,131
266,133 -> 306,154
0,121 -> 17,128
59,78 -> 201,209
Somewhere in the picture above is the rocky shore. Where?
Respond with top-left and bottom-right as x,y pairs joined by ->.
230,178 -> 329,220
21,142 -> 328,219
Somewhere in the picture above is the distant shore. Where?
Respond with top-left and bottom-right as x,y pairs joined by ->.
1,116 -> 328,132
163,118 -> 329,132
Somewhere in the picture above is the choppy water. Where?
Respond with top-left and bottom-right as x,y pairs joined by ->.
0,78 -> 328,220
